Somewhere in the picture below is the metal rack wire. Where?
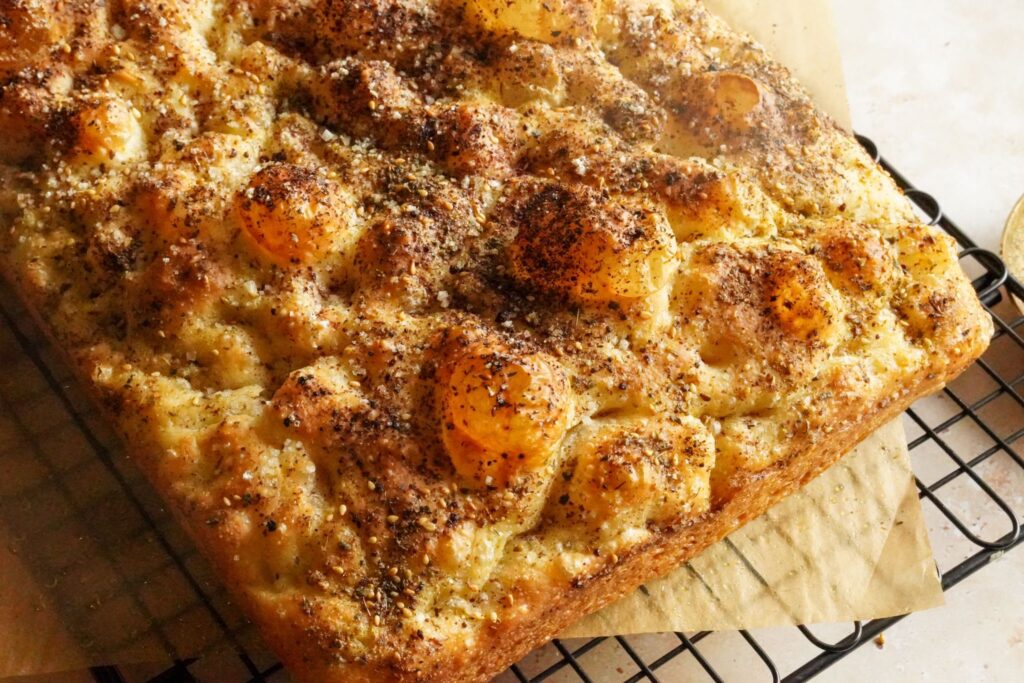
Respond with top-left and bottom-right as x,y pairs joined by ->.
2,135 -> 1021,683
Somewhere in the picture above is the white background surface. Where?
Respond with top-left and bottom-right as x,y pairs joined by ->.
827,1 -> 1024,680
835,0 -> 1024,254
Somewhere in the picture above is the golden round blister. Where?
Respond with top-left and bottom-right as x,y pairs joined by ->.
1000,193 -> 1024,313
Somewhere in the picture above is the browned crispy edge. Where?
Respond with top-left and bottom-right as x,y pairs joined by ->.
433,343 -> 984,683
245,303 -> 986,681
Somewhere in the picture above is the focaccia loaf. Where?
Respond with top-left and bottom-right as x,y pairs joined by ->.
0,1 -> 990,681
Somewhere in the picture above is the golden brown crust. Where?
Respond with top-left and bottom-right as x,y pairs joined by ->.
238,329 -> 983,683
0,1 -> 991,681
439,356 -> 971,683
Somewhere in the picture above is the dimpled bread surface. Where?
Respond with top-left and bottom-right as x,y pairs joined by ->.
0,1 -> 991,681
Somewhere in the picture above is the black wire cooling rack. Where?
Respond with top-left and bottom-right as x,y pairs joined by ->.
1,135 -> 1021,683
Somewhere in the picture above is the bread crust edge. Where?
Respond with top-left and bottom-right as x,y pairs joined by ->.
260,301 -> 989,683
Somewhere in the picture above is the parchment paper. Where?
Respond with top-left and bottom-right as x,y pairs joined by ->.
0,0 -> 944,678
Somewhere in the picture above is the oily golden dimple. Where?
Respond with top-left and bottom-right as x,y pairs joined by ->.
509,182 -> 680,303
702,72 -> 767,131
467,0 -> 595,43
815,225 -> 896,294
440,340 -> 573,486
565,417 -> 714,528
73,97 -> 145,164
0,0 -> 72,77
765,251 -> 840,342
272,357 -> 367,440
235,163 -> 353,266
